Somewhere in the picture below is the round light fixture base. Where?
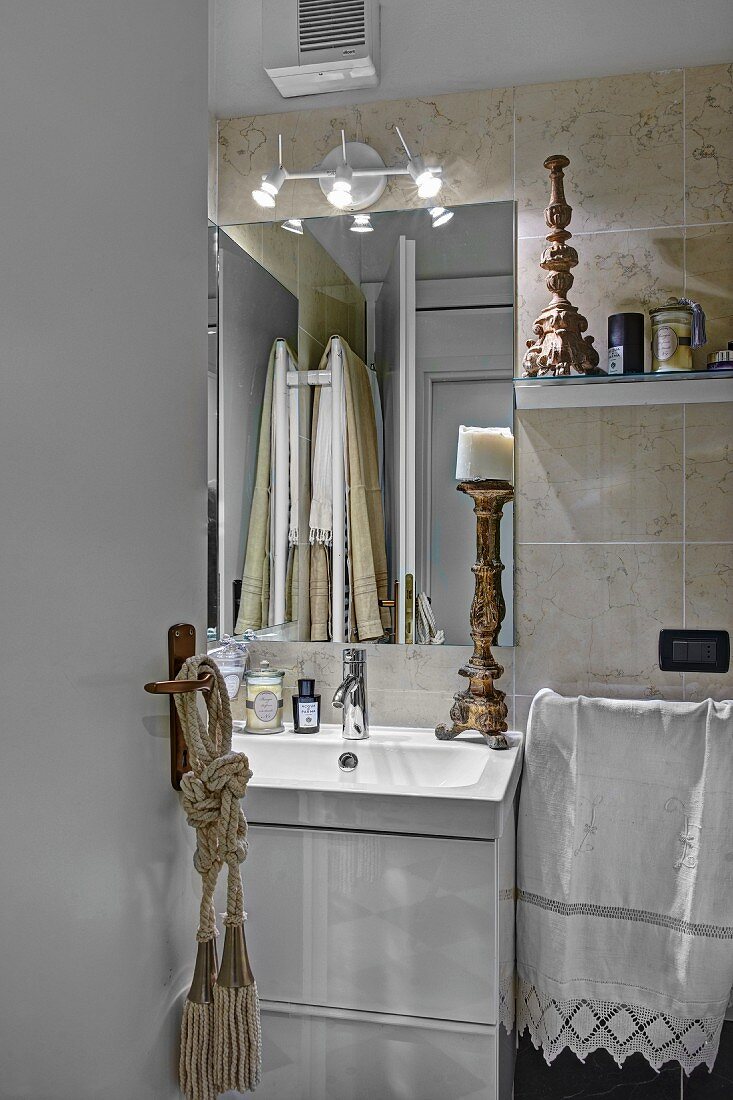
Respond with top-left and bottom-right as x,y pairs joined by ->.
318,142 -> 387,211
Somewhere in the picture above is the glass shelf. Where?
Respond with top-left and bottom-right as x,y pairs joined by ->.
514,369 -> 733,410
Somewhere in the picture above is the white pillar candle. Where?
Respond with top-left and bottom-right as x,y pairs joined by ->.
455,425 -> 514,482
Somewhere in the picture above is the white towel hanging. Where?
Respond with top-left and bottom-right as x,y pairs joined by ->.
517,689 -> 733,1075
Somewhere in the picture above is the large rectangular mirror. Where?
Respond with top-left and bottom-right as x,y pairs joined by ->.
210,200 -> 515,647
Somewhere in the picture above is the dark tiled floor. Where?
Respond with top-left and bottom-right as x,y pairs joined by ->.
514,1022 -> 733,1099
513,1033 -> 681,1099
684,1021 -> 733,1099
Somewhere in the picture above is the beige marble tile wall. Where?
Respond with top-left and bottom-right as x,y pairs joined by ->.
218,62 -> 733,729
233,640 -> 515,732
514,390 -> 733,713
513,65 -> 732,374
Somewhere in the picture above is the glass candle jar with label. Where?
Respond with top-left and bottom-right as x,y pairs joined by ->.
649,301 -> 694,372
208,634 -> 249,700
244,660 -> 285,734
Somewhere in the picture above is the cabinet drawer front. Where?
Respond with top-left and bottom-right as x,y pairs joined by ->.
248,1004 -> 498,1100
245,825 -> 497,1023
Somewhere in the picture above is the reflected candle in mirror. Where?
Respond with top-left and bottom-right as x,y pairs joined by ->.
455,426 -> 513,482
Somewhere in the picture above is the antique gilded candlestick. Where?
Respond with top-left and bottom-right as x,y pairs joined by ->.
522,154 -> 601,377
436,471 -> 514,750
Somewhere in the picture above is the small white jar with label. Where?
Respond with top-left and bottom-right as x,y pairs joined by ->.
244,660 -> 285,734
208,634 -> 249,700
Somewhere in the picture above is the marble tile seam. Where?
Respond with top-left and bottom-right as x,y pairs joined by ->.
517,219 -> 733,241
683,65 -> 688,243
682,403 -> 687,630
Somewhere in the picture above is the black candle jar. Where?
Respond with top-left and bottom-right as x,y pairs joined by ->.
607,312 -> 645,375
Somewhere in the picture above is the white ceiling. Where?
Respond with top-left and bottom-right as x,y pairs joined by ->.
211,0 -> 732,119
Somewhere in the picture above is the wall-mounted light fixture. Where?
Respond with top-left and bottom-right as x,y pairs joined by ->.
350,214 -> 374,233
428,205 -> 454,228
395,127 -> 443,199
254,128 -> 446,216
251,136 -> 287,208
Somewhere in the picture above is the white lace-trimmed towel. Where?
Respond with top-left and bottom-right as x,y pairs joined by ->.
517,689 -> 733,1075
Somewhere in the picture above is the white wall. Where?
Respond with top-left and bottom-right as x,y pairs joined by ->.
0,4 -> 208,1098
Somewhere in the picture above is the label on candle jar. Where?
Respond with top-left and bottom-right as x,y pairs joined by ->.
607,345 -> 624,374
253,690 -> 279,722
224,673 -> 241,700
653,326 -> 678,362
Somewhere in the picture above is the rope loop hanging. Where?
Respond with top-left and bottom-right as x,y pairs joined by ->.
174,654 -> 261,1098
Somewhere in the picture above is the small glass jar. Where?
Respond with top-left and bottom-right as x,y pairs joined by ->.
208,635 -> 249,700
244,660 -> 285,734
649,300 -> 694,372
707,349 -> 733,371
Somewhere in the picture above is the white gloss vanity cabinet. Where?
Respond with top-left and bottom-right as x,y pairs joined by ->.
235,726 -> 522,1100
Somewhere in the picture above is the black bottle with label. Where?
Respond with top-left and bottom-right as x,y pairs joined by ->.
292,678 -> 321,733
607,312 -> 645,374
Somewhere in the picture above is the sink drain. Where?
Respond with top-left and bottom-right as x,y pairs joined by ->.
338,751 -> 358,771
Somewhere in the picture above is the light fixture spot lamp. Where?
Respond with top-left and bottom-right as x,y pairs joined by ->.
327,140 -> 354,208
350,214 -> 374,233
252,134 -> 287,208
429,205 -> 454,228
254,127 -> 447,217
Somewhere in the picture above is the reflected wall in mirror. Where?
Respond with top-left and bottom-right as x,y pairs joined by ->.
211,200 -> 515,647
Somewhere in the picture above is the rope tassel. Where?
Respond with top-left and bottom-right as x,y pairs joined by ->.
179,938 -> 218,1100
215,925 -> 261,1093
175,656 -> 262,1097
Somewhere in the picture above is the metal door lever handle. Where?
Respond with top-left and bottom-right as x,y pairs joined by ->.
144,674 -> 214,695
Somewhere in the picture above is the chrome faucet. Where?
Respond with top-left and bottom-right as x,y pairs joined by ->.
332,648 -> 369,740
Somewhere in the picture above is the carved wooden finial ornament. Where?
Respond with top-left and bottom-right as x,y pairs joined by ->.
522,154 -> 601,377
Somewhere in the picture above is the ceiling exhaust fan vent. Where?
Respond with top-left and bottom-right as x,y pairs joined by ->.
298,0 -> 366,54
263,0 -> 379,99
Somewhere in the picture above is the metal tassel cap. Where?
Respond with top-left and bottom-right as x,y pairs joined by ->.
217,923 -> 254,989
187,939 -> 218,1004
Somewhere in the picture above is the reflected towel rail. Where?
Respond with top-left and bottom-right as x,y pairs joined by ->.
330,338 -> 345,643
284,338 -> 346,643
286,369 -> 331,387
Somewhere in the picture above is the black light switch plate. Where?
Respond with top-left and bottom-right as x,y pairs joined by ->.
659,629 -> 730,673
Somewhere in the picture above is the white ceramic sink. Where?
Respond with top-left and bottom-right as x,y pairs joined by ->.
234,724 -> 523,840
